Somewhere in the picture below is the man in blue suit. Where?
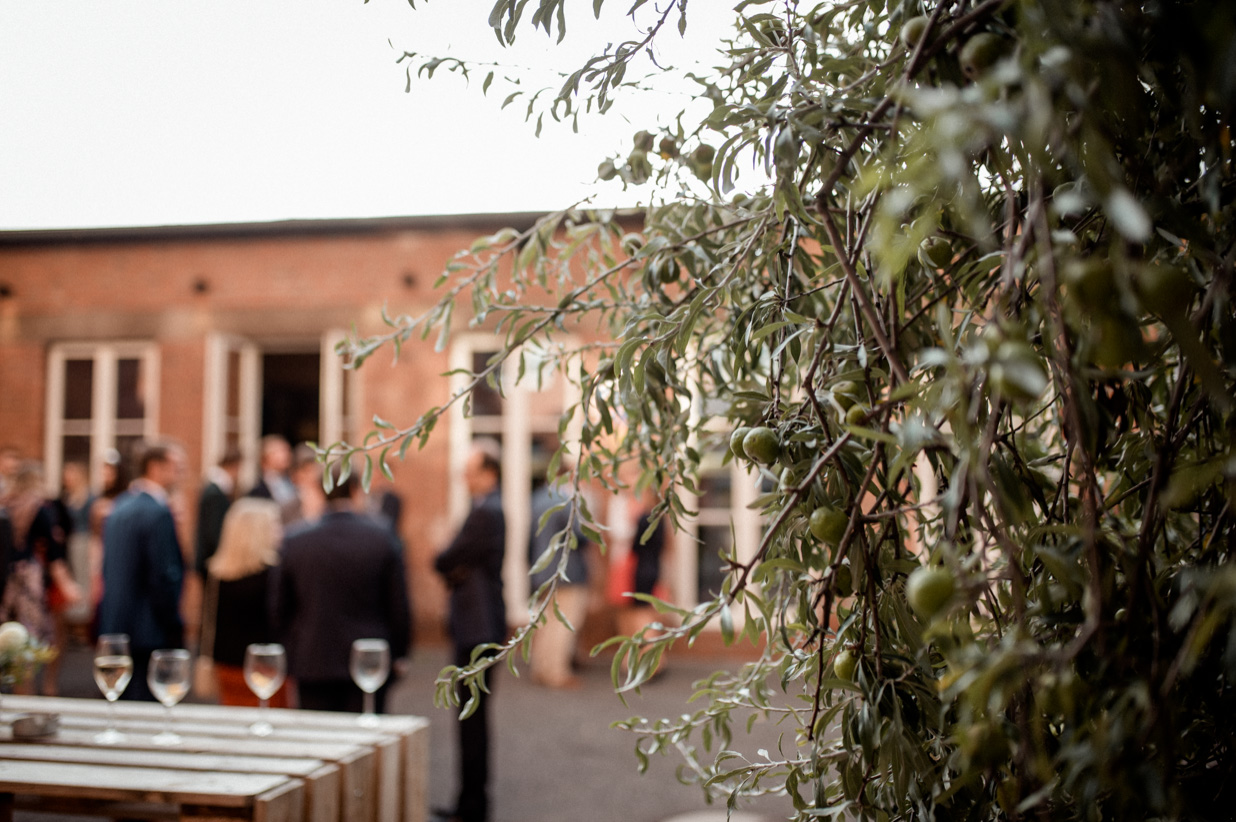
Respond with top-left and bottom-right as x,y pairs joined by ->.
434,438 -> 505,822
97,441 -> 187,701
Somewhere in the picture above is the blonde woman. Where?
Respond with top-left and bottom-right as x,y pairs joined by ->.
205,497 -> 289,707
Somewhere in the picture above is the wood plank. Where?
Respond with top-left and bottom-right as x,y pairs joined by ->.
11,724 -> 362,762
0,742 -> 338,822
0,741 -> 328,776
2,696 -> 427,822
252,777 -> 304,822
401,719 -> 431,822
338,746 -> 377,822
0,760 -> 293,806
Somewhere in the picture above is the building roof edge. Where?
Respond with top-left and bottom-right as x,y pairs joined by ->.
0,209 -> 643,246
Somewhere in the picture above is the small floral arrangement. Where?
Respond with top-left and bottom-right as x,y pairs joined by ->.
0,622 -> 56,687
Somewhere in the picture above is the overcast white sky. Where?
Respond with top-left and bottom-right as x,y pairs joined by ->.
0,0 -> 725,230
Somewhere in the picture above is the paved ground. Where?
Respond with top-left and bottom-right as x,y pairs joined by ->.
32,638 -> 795,822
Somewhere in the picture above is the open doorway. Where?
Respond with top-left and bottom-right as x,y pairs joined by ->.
262,352 -> 320,446
204,332 -> 355,488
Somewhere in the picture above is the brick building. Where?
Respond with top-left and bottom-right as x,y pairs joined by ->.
0,215 -> 759,644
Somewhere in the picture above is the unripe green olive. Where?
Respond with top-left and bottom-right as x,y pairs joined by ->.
959,32 -> 1008,80
906,565 -> 956,619
900,15 -> 930,50
742,426 -> 781,465
833,647 -> 858,681
729,427 -> 752,458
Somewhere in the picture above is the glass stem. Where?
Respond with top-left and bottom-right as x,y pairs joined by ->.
363,691 -> 375,717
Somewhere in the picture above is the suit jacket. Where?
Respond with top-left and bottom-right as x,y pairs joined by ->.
435,489 -> 505,650
194,479 -> 231,575
97,489 -> 185,651
271,508 -> 412,682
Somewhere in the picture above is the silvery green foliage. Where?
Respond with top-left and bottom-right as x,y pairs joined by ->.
343,1 -> 1236,818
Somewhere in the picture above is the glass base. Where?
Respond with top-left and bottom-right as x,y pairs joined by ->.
94,727 -> 125,745
152,730 -> 182,746
249,720 -> 274,737
357,712 -> 380,728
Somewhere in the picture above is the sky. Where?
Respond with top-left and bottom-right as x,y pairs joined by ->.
0,0 -> 725,230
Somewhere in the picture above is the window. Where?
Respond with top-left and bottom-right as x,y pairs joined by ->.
202,331 -> 358,487
450,335 -> 579,625
672,437 -> 764,612
45,342 -> 160,490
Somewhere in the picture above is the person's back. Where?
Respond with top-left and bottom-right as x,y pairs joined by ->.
271,465 -> 411,713
275,511 -> 410,681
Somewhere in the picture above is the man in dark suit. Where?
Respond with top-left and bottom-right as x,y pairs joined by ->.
97,440 -> 187,701
247,435 -> 298,523
434,439 -> 505,822
271,461 -> 411,713
194,447 -> 241,576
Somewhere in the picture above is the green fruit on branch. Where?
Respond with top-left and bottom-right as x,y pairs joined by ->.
833,647 -> 858,681
655,257 -> 679,284
918,236 -> 953,269
809,505 -> 848,545
742,426 -> 781,464
831,380 -> 861,410
959,32 -> 1008,80
833,564 -> 853,597
844,404 -> 869,426
633,130 -> 655,152
658,136 -> 679,159
597,160 -> 618,181
900,15 -> 930,50
729,427 -> 752,458
906,565 -> 956,618
620,233 -> 644,256
690,144 -> 716,181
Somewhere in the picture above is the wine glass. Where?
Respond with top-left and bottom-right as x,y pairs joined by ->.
349,638 -> 390,727
147,649 -> 191,745
93,633 -> 132,744
243,643 -> 286,736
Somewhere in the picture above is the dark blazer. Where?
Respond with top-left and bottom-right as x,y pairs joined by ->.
194,479 -> 231,575
435,489 -> 506,650
271,509 -> 412,683
97,489 -> 185,651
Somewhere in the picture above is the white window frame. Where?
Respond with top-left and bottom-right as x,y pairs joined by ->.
450,334 -> 580,627
202,333 -> 261,488
673,406 -> 764,617
202,331 -> 357,487
45,341 -> 160,493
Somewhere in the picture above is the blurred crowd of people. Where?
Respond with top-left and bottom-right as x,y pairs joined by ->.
0,433 -> 664,822
0,435 -> 409,698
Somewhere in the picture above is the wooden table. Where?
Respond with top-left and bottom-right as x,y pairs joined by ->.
0,696 -> 429,822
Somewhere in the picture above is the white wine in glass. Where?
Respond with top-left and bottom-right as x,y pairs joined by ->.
243,643 -> 286,736
349,638 -> 390,727
93,633 -> 132,744
148,649 -> 191,745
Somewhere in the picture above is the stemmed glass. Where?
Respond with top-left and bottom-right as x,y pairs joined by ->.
349,638 -> 390,727
243,643 -> 286,736
93,633 -> 133,744
147,649 -> 191,745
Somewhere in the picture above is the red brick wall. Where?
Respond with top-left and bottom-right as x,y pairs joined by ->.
0,219 -> 543,639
